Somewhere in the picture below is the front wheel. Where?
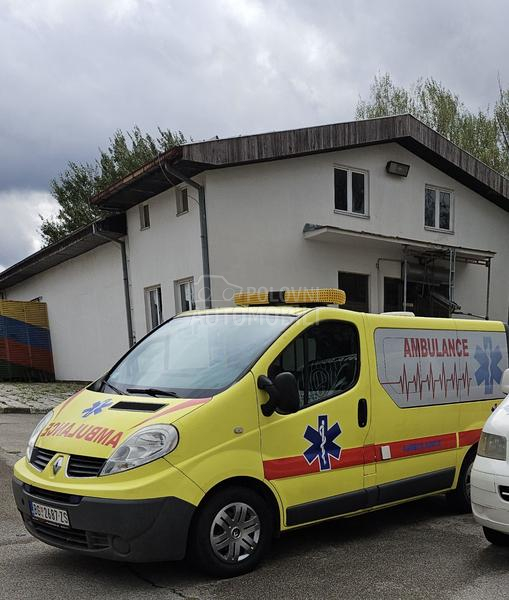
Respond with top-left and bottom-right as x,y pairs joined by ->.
483,527 -> 509,546
189,486 -> 274,577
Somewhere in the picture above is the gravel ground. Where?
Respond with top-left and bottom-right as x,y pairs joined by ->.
0,382 -> 87,414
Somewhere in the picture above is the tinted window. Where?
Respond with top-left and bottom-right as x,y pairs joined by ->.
352,171 -> 365,214
425,188 -> 436,227
439,191 -> 451,230
334,168 -> 348,211
269,321 -> 359,409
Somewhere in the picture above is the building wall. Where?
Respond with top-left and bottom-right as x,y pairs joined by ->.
5,243 -> 128,381
4,141 -> 509,381
204,142 -> 509,321
125,184 -> 204,342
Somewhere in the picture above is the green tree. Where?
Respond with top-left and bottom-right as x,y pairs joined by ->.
356,73 -> 509,176
40,126 -> 186,245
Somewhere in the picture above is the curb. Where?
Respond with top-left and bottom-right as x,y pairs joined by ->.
0,407 -> 49,414
0,407 -> 31,414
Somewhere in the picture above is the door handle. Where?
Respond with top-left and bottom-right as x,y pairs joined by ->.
358,398 -> 368,428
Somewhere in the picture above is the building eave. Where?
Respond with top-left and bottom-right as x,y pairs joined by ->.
91,114 -> 509,212
0,214 -> 127,290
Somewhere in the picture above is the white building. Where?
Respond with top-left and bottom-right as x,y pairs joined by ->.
1,115 -> 509,380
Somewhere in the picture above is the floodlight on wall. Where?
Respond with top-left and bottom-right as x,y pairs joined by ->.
386,161 -> 410,177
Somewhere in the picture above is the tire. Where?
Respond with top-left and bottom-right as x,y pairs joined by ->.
189,486 -> 274,577
446,450 -> 475,513
483,527 -> 509,546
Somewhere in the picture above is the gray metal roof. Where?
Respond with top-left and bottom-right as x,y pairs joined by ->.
91,114 -> 509,211
0,214 -> 126,290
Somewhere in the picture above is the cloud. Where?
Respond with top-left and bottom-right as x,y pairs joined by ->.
0,0 -> 508,267
0,190 -> 58,270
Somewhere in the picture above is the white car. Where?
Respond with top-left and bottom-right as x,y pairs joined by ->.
471,368 -> 509,545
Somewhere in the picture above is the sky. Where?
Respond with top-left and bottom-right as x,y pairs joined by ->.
1,0 -> 509,271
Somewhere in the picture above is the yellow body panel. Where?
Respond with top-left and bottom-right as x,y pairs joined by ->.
13,305 -> 508,537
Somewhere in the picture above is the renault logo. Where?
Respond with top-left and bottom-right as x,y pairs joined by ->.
52,456 -> 64,476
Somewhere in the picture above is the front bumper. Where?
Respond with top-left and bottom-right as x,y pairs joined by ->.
471,458 -> 509,535
12,477 -> 195,562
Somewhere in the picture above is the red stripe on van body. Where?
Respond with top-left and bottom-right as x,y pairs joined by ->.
380,433 -> 457,460
263,446 -> 371,480
263,432 -> 459,481
458,429 -> 482,447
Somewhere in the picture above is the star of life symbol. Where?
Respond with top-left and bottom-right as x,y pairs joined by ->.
81,400 -> 113,418
303,415 -> 342,471
474,337 -> 503,395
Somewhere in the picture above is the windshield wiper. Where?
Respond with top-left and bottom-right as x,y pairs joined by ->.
101,379 -> 129,396
126,387 -> 179,398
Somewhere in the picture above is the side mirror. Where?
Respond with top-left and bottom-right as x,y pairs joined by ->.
258,372 -> 300,417
501,369 -> 509,395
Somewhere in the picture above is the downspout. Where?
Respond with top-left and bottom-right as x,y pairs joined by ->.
485,257 -> 492,320
93,225 -> 135,348
162,162 -> 212,309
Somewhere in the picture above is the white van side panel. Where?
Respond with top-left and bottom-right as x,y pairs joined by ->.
375,328 -> 509,407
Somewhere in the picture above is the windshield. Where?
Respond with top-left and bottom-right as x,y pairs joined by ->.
106,313 -> 296,398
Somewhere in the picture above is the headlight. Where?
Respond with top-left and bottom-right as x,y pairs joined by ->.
26,410 -> 54,462
478,432 -> 507,461
100,424 -> 179,476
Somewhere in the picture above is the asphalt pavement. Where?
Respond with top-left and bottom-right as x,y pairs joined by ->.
1,413 -> 509,600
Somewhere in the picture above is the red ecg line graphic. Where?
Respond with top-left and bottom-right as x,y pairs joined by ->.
384,362 -> 473,401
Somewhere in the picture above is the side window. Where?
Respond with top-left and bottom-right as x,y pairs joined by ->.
139,203 -> 150,229
177,188 -> 189,215
144,285 -> 163,332
269,321 -> 359,409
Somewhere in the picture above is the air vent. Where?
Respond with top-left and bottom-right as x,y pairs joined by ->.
26,484 -> 81,505
30,447 -> 56,471
499,486 -> 509,502
111,401 -> 166,412
67,455 -> 106,478
25,517 -> 109,550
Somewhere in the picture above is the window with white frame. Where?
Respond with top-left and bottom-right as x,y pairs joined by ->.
334,167 -> 368,216
144,286 -> 163,332
177,188 -> 189,215
174,277 -> 196,313
424,186 -> 453,231
139,203 -> 150,229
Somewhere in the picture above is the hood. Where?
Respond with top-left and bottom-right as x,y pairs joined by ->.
35,389 -> 211,458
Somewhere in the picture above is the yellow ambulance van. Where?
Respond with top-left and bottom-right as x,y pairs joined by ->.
12,289 -> 509,576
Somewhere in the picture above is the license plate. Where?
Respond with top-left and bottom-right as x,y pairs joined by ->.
30,501 -> 69,528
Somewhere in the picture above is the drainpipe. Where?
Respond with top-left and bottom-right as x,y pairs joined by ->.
162,162 -> 212,309
485,257 -> 492,320
93,226 -> 135,348
402,248 -> 408,311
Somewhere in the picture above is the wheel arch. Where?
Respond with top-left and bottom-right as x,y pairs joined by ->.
193,476 -> 282,535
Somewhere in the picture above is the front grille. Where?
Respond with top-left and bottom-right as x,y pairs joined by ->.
499,486 -> 509,502
26,484 -> 81,505
30,447 -> 56,471
67,454 -> 106,478
30,446 -> 106,478
26,517 -> 109,550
